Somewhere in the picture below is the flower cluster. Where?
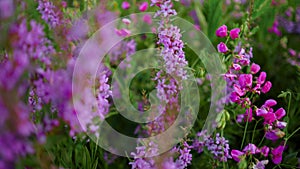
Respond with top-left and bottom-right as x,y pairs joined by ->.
193,131 -> 232,162
215,23 -> 288,167
37,0 -> 62,28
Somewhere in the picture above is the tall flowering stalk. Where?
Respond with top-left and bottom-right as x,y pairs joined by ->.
215,22 -> 288,168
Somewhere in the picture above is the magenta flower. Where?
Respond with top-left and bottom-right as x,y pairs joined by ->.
271,145 -> 285,164
275,108 -> 286,119
230,28 -> 240,39
216,25 -> 228,37
143,14 -> 152,24
264,99 -> 277,107
121,1 -> 130,9
239,74 -> 253,88
257,72 -> 267,85
250,63 -> 261,74
263,112 -> 276,124
115,28 -> 131,37
231,150 -> 244,162
262,81 -> 272,93
217,42 -> 228,53
288,49 -> 296,56
139,2 -> 148,12
260,146 -> 270,157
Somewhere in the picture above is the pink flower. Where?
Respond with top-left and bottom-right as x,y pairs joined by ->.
288,49 -> 296,56
216,25 -> 228,37
263,112 -> 276,124
143,14 -> 152,24
264,99 -> 277,107
122,1 -> 130,9
238,74 -> 253,88
232,64 -> 241,71
231,150 -> 244,162
139,2 -> 148,12
230,28 -> 240,39
275,108 -> 286,119
122,18 -> 131,25
217,42 -> 228,53
262,81 -> 272,93
257,71 -> 267,85
115,28 -> 131,37
271,145 -> 285,164
250,63 -> 260,74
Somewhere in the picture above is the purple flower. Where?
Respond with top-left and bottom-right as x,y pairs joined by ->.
254,160 -> 269,169
250,63 -> 261,74
216,25 -> 228,37
275,108 -> 286,120
271,145 -> 285,164
261,81 -> 272,93
139,2 -> 149,12
217,42 -> 228,53
122,1 -> 130,9
263,112 -> 276,124
178,146 -> 192,168
260,146 -> 270,157
231,150 -> 244,162
265,129 -> 285,141
264,99 -> 277,107
257,72 -> 267,85
0,0 -> 14,19
243,143 -> 260,155
288,49 -> 297,56
230,28 -> 240,39
239,74 -> 253,88
37,0 -> 61,28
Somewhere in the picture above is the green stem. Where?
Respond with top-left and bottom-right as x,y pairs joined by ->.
251,119 -> 262,143
240,118 -> 249,149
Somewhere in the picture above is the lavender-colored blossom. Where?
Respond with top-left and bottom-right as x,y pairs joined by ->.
37,0 -> 61,28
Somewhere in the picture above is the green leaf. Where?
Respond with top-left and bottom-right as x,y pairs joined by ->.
205,0 -> 223,42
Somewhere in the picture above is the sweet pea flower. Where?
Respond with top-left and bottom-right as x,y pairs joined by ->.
122,1 -> 130,9
143,14 -> 152,24
260,146 -> 270,157
264,99 -> 277,107
243,143 -> 260,155
239,74 -> 253,88
257,72 -> 267,85
231,150 -> 245,162
250,63 -> 261,74
263,112 -> 276,124
276,121 -> 287,129
262,81 -> 272,93
265,129 -> 285,141
115,28 -> 131,37
122,18 -> 131,25
271,145 -> 285,164
275,108 -> 286,119
139,2 -> 148,12
217,42 -> 228,53
216,25 -> 228,37
230,28 -> 240,39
